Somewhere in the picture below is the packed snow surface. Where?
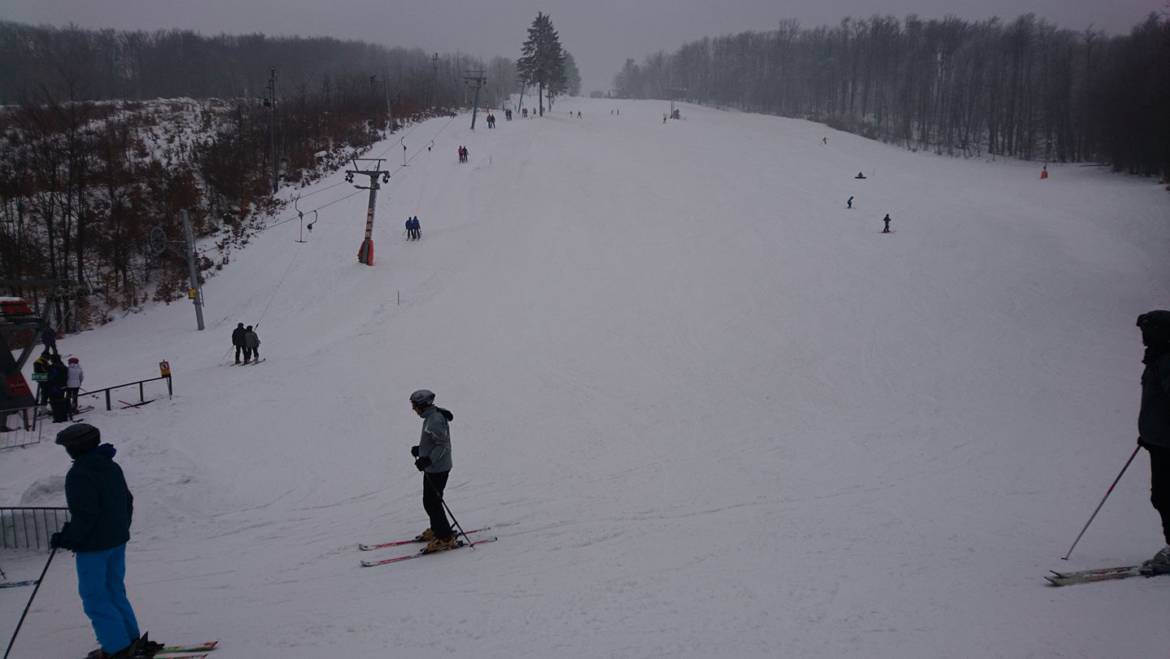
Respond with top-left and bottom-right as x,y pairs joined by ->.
4,98 -> 1170,658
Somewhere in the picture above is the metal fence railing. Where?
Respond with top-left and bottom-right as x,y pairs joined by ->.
0,406 -> 43,451
0,507 -> 69,552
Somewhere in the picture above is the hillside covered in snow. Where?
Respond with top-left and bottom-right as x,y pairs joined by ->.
3,98 -> 1170,658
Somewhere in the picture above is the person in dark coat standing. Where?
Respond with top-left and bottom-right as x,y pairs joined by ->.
882,214 -> 892,234
47,354 -> 70,422
33,351 -> 52,405
1137,311 -> 1170,575
231,323 -> 246,364
409,389 -> 457,553
243,326 -> 260,363
51,424 -> 159,659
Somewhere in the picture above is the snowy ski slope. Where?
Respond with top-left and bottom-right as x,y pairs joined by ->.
3,98 -> 1170,658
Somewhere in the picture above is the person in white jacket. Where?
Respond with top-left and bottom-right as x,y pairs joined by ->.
66,357 -> 84,415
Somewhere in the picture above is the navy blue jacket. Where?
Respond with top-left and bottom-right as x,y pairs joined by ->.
58,445 -> 134,552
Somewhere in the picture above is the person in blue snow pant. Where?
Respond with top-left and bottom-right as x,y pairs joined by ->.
51,423 -> 141,658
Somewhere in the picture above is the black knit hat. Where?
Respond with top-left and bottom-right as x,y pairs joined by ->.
410,389 -> 436,407
55,423 -> 100,451
1137,310 -> 1170,345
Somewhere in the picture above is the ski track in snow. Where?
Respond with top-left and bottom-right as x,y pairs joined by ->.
3,98 -> 1170,658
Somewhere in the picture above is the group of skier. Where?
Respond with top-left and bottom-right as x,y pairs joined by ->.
457,145 -> 470,163
404,216 -> 422,241
837,173 -> 889,231
33,349 -> 85,422
230,323 -> 261,364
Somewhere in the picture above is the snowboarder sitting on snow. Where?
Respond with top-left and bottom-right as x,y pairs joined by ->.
243,326 -> 260,363
50,423 -> 162,659
1137,311 -> 1170,575
855,171 -> 866,179
231,323 -> 246,364
410,389 -> 457,554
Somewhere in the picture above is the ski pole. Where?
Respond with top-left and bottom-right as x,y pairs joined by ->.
1061,445 -> 1141,560
424,472 -> 477,550
4,547 -> 57,659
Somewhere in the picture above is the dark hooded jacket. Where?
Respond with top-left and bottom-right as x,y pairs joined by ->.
57,444 -> 134,552
1138,310 -> 1170,449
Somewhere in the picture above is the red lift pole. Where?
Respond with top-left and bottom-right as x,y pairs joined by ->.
346,158 -> 389,266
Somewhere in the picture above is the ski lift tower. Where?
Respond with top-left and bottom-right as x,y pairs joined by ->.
346,158 -> 390,266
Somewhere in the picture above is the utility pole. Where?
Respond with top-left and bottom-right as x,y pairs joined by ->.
346,158 -> 390,266
267,67 -> 278,194
180,210 -> 205,331
464,70 -> 486,130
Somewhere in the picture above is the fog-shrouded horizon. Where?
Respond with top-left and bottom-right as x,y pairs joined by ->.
1,0 -> 1163,95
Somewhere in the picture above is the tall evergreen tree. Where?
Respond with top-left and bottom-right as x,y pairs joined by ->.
517,12 -> 566,116
563,51 -> 582,96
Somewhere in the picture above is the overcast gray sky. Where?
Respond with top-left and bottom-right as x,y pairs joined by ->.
2,0 -> 1163,93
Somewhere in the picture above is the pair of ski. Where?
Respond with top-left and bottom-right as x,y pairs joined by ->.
358,527 -> 497,567
229,359 -> 266,367
0,579 -> 37,589
83,640 -> 218,658
1045,564 -> 1161,587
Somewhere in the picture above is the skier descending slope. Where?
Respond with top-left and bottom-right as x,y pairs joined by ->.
409,390 -> 458,554
1136,310 -> 1170,575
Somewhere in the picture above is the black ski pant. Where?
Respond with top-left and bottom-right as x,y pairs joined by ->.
234,345 -> 243,363
1148,445 -> 1170,545
422,471 -> 452,539
50,397 -> 69,422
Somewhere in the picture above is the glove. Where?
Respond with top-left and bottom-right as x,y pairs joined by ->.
50,532 -> 64,550
411,445 -> 420,457
414,456 -> 432,471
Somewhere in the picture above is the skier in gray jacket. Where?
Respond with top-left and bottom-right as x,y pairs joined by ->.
410,389 -> 456,553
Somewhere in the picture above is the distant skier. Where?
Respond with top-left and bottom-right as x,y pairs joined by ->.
67,357 -> 84,415
847,196 -> 853,209
822,136 -> 828,145
231,322 -> 246,364
1136,311 -> 1170,576
412,216 -> 421,240
409,389 -> 457,554
243,326 -> 260,363
42,325 -> 58,356
51,423 -> 162,659
882,214 -> 892,234
405,217 -> 415,240
1041,165 -> 1049,180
